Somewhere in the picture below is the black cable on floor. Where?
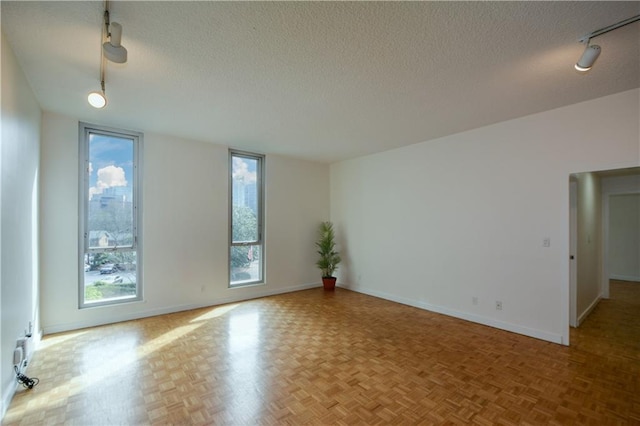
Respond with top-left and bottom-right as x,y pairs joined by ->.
15,365 -> 39,389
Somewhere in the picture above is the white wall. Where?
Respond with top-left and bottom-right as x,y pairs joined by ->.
609,194 -> 640,281
603,174 -> 640,284
40,112 -> 329,333
331,88 -> 640,345
1,33 -> 41,417
574,172 -> 601,324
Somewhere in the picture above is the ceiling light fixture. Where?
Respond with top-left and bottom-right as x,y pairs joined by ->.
575,43 -> 601,72
575,14 -> 640,72
103,20 -> 127,63
88,85 -> 107,109
88,48 -> 107,109
87,0 -> 128,108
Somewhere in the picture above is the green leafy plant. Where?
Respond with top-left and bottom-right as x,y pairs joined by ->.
315,221 -> 341,278
85,286 -> 103,300
231,205 -> 258,269
85,283 -> 136,301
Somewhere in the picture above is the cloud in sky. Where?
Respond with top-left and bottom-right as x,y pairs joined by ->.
232,157 -> 256,183
89,165 -> 128,199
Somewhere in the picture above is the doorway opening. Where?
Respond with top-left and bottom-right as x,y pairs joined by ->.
569,167 -> 640,332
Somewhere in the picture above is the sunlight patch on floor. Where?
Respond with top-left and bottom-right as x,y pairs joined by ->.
190,304 -> 239,322
7,323 -> 204,421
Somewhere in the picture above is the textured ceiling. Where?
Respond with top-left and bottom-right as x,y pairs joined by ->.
2,1 -> 639,163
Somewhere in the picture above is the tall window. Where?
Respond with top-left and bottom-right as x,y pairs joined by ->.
230,151 -> 264,286
79,123 -> 142,307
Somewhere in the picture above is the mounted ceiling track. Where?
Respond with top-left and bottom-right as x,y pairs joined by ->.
87,0 -> 129,108
575,13 -> 640,72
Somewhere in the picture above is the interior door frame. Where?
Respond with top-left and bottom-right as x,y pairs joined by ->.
569,180 -> 578,327
602,187 -> 640,298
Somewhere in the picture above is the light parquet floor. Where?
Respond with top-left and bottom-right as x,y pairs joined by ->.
4,281 -> 639,425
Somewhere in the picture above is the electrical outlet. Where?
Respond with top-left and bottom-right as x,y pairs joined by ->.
496,301 -> 502,310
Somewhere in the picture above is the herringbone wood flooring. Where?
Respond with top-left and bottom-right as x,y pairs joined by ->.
4,281 -> 639,425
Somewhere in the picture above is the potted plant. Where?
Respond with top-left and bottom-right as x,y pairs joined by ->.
316,221 -> 341,291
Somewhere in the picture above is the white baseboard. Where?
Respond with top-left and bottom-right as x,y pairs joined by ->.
339,284 -> 564,345
577,295 -> 601,327
43,282 -> 320,335
1,328 -> 43,422
610,274 -> 640,282
2,374 -> 18,422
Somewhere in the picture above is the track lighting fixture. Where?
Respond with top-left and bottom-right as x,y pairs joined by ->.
575,14 -> 640,73
103,21 -> 127,63
574,44 -> 601,72
88,50 -> 108,109
87,0 -> 128,108
88,90 -> 107,109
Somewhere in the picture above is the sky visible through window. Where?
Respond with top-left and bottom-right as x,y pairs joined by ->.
88,134 -> 133,201
232,155 -> 257,186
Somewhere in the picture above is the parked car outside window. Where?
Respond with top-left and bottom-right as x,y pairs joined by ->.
99,264 -> 117,274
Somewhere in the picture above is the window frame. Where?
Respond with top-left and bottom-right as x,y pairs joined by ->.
229,150 -> 265,287
78,122 -> 143,308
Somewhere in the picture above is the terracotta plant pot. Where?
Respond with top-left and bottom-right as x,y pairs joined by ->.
322,277 -> 337,291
